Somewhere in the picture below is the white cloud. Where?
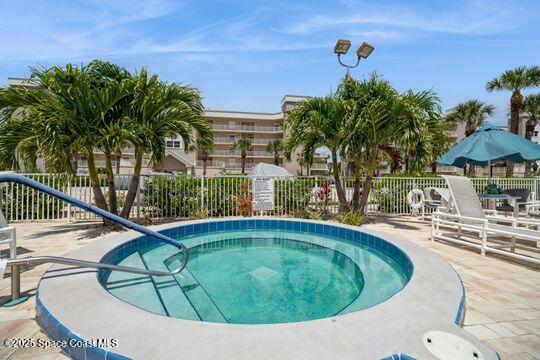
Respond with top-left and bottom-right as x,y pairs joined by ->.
282,1 -> 524,36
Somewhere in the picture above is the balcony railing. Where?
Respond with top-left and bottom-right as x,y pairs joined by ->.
310,163 -> 328,170
214,137 -> 282,145
210,150 -> 275,157
79,159 -> 150,168
195,160 -> 254,170
212,124 -> 282,132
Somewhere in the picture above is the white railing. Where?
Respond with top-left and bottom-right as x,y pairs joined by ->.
212,124 -> 282,132
1,174 -> 539,222
79,159 -> 150,168
214,137 -> 280,145
310,163 -> 328,170
210,150 -> 275,157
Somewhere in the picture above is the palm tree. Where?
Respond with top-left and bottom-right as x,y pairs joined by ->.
486,66 -> 540,176
397,90 -> 446,174
0,64 -> 130,212
197,136 -> 214,176
335,74 -> 446,213
266,139 -> 282,166
445,100 -> 495,136
119,69 -> 212,218
284,96 -> 350,211
444,100 -> 494,175
523,94 -> 540,175
234,137 -> 252,175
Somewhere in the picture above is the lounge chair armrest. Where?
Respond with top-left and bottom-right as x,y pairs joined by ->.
487,215 -> 540,227
0,226 -> 16,235
434,211 -> 488,224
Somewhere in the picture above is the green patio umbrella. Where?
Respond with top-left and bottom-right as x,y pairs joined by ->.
438,124 -> 540,176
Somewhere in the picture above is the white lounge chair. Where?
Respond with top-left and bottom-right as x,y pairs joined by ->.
431,176 -> 540,265
0,208 -> 16,260
422,187 -> 449,220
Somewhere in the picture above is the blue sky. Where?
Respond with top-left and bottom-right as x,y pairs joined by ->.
1,0 -> 539,124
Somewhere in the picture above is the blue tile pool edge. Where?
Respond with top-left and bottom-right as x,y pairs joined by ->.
98,219 -> 415,285
35,288 -> 131,360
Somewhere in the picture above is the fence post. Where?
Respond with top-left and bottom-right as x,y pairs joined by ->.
67,176 -> 72,223
200,176 -> 205,210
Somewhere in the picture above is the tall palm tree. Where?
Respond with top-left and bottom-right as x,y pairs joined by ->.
523,94 -> 540,175
445,100 -> 494,175
266,139 -> 282,166
336,74 -> 446,213
197,136 -> 214,176
445,100 -> 495,136
486,66 -> 540,176
119,69 -> 212,218
234,137 -> 252,175
0,64 -> 131,212
284,96 -> 349,211
397,90 -> 446,174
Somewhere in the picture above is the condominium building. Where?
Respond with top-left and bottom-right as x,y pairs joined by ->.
159,95 -> 329,176
6,78 -> 328,176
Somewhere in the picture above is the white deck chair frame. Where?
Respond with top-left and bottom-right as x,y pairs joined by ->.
431,176 -> 540,265
0,208 -> 16,259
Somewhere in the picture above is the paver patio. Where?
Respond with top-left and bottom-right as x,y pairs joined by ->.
0,216 -> 539,359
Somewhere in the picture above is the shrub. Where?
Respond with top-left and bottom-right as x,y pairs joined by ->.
233,182 -> 252,216
289,209 -> 322,220
333,211 -> 366,226
274,178 -> 313,214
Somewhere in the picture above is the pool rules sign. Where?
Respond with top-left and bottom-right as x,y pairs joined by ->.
252,177 -> 275,211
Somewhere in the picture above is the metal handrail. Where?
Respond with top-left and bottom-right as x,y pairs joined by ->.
0,172 -> 190,307
6,251 -> 189,277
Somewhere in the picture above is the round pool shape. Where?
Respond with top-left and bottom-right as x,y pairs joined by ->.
98,220 -> 412,324
36,218 -> 499,360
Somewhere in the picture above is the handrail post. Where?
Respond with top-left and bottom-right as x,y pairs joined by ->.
3,264 -> 28,307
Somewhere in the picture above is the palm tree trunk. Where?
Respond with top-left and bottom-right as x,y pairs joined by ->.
507,91 -> 523,177
202,151 -> 208,176
431,162 -> 437,174
70,147 -> 79,173
351,160 -> 361,211
358,175 -> 372,216
331,150 -> 347,212
274,153 -> 279,166
86,151 -> 108,212
525,115 -> 537,175
241,153 -> 246,175
103,148 -> 118,215
116,151 -> 122,175
120,148 -> 143,219
358,149 -> 378,215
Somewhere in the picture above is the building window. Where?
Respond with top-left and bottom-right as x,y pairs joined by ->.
228,134 -> 236,142
274,124 -> 281,131
166,140 -> 182,148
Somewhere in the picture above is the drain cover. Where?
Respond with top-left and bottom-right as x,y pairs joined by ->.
423,331 -> 484,360
249,266 -> 278,281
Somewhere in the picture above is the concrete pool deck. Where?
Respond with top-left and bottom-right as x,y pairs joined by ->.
1,216 -> 539,359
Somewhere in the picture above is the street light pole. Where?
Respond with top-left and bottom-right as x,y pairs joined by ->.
333,39 -> 375,191
334,40 -> 374,78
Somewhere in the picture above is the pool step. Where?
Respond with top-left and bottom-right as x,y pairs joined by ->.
165,255 -> 228,323
139,245 -> 201,321
103,251 -> 167,316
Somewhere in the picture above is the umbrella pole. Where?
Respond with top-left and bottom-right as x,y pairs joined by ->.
488,160 -> 492,180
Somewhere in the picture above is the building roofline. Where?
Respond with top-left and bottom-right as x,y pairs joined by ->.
281,94 -> 311,106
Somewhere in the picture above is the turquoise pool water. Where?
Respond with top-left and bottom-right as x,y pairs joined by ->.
102,227 -> 409,324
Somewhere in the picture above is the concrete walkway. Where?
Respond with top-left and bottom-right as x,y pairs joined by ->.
1,217 -> 539,359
